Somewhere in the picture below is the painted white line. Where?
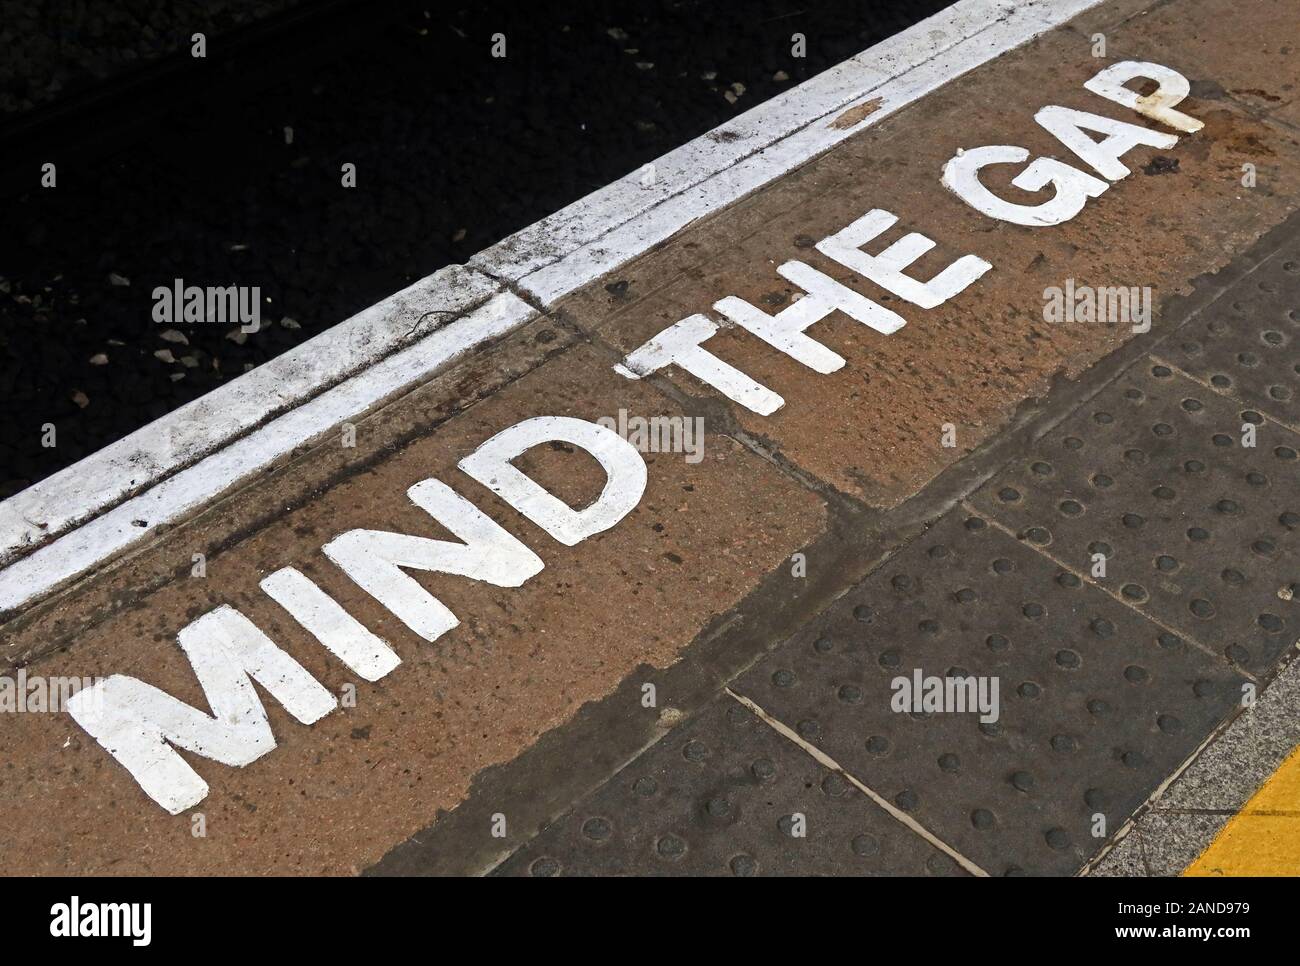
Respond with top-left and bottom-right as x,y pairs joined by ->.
0,0 -> 1102,616
0,265 -> 498,567
0,292 -> 533,617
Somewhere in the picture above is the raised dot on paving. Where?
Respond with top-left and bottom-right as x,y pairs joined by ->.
1158,249 -> 1300,431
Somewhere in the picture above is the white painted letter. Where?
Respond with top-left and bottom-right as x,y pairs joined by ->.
774,262 -> 907,334
712,293 -> 847,373
65,606 -> 336,814
615,314 -> 784,414
1035,106 -> 1178,181
323,479 -> 543,641
1084,61 -> 1202,133
460,416 -> 647,546
942,145 -> 1108,227
816,209 -> 991,307
260,567 -> 401,681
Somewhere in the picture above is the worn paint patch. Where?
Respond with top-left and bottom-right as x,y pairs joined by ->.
830,97 -> 884,130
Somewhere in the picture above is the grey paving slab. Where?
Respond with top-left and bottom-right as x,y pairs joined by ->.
1138,811 -> 1232,877
969,363 -> 1300,677
1156,248 -> 1300,432
492,696 -> 965,877
730,509 -> 1246,876
1087,830 -> 1148,877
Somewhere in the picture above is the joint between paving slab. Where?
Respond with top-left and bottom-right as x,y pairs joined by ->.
472,264 -> 555,321
473,721 -> 681,877
580,327 -> 885,514
1223,100 -> 1300,141
1258,111 -> 1300,140
1080,690 -> 1258,874
724,687 -> 991,876
1148,353 -> 1300,439
0,268 -> 508,572
961,493 -> 1262,682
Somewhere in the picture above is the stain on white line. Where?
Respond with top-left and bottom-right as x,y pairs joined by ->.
830,96 -> 884,130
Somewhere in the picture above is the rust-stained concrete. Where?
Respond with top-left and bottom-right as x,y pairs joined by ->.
1,0 -> 1297,875
1069,0 -> 1300,128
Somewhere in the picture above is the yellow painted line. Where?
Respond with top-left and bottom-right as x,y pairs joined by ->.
1184,745 -> 1300,876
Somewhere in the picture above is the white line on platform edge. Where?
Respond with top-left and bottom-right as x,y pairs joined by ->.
0,0 -> 1102,618
0,265 -> 498,566
0,292 -> 533,618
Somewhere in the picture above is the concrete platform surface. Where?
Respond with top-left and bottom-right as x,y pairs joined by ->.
1,0 -> 1297,877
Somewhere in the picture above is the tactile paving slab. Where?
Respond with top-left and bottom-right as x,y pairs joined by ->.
1156,250 -> 1300,431
970,363 -> 1300,676
730,510 -> 1246,876
493,696 -> 965,877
